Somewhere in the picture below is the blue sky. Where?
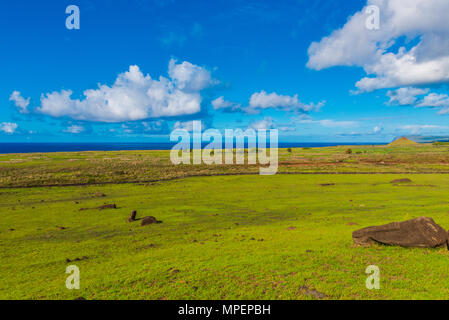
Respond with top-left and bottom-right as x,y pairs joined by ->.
2,0 -> 449,142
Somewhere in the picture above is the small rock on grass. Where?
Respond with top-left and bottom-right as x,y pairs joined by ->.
168,268 -> 180,274
128,210 -> 137,222
66,256 -> 88,263
141,216 -> 160,226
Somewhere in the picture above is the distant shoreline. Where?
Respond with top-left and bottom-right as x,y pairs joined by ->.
0,142 -> 387,154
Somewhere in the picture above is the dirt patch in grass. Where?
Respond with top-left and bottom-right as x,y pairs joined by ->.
391,178 -> 412,183
79,204 -> 117,211
299,285 -> 328,299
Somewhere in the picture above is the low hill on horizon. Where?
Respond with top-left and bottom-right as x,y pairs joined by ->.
388,137 -> 419,146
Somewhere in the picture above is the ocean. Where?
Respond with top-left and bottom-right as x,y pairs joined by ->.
0,142 -> 385,154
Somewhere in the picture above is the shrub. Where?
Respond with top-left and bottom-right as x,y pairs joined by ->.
345,148 -> 352,154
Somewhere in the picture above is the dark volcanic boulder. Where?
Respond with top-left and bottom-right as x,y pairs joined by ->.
141,216 -> 159,226
353,217 -> 448,248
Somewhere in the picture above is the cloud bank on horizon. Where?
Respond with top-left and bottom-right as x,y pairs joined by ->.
11,59 -> 323,126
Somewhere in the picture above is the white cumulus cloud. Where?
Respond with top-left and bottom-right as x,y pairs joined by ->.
386,87 -> 449,114
248,91 -> 324,114
64,125 -> 85,134
249,117 -> 276,130
34,59 -> 216,122
9,91 -> 30,113
386,87 -> 429,105
417,93 -> 449,108
211,96 -> 241,112
168,59 -> 218,91
0,122 -> 18,134
307,0 -> 449,92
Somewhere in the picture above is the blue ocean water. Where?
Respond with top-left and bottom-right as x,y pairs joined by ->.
0,142 -> 385,154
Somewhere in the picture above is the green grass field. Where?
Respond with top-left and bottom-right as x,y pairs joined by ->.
2,144 -> 449,188
1,146 -> 449,300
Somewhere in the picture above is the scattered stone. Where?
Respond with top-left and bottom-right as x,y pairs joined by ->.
57,226 -> 66,230
258,239 -> 264,242
168,268 -> 180,274
128,210 -> 137,222
306,250 -> 313,253
287,226 -> 297,230
352,217 -> 449,248
347,222 -> 359,226
319,183 -> 335,187
299,285 -> 327,299
141,216 -> 159,226
74,297 -> 86,301
66,256 -> 89,263
391,178 -> 412,184
9,228 -> 15,231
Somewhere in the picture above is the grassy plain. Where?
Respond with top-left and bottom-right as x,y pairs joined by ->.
1,144 -> 449,299
2,144 -> 449,188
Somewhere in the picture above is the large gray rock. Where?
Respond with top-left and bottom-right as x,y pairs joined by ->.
353,217 -> 448,248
